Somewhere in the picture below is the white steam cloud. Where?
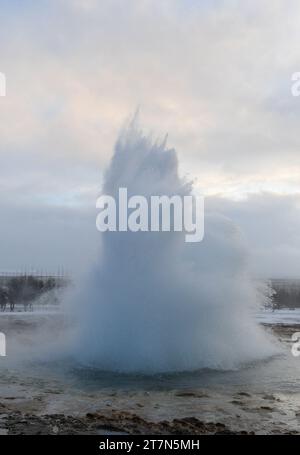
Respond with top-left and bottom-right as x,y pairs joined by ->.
71,119 -> 277,373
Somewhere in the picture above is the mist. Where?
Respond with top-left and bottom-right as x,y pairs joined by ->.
65,120 -> 278,374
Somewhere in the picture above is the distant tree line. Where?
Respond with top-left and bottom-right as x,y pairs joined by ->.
8,276 -> 57,306
271,281 -> 300,309
0,276 -> 65,311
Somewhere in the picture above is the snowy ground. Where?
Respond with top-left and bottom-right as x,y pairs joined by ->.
2,307 -> 300,325
256,308 -> 300,325
0,305 -> 60,316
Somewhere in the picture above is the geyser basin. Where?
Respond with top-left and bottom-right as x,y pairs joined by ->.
71,119 -> 277,374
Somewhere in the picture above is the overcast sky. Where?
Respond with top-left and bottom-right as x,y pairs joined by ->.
0,0 -> 300,277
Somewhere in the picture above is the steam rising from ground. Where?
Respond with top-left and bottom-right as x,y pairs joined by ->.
72,119 -> 276,373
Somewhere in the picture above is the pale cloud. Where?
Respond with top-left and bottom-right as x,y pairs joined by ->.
208,192 -> 300,278
0,0 -> 300,273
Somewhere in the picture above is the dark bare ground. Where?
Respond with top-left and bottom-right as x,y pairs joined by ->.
0,321 -> 299,435
2,410 -> 250,435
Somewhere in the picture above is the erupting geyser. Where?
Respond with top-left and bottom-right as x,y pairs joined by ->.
72,118 -> 276,373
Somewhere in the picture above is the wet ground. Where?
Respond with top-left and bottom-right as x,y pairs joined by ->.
0,312 -> 300,434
